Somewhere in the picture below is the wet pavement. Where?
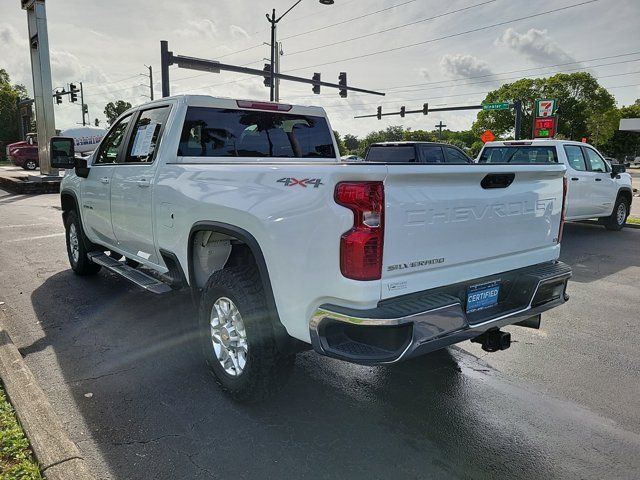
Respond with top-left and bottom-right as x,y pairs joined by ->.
0,189 -> 639,479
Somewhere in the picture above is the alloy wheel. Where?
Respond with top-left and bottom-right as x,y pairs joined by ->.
209,297 -> 249,377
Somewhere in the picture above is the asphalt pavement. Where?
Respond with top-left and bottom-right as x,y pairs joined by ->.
0,188 -> 638,480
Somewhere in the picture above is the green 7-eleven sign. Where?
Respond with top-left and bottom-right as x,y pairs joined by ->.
535,99 -> 558,118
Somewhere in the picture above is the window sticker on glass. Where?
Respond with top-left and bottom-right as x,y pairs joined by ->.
131,122 -> 158,157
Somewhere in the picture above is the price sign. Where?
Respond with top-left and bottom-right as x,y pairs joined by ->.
533,117 -> 556,138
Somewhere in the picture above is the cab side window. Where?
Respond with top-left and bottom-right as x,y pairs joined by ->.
419,145 -> 444,163
564,145 -> 586,171
443,146 -> 472,164
125,106 -> 171,163
94,114 -> 132,164
583,147 -> 608,173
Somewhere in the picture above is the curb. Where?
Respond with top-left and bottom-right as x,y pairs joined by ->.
0,175 -> 61,194
0,319 -> 93,479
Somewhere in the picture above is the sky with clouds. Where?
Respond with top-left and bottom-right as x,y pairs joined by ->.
1,0 -> 639,137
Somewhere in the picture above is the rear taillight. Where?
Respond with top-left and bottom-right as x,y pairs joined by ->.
558,176 -> 568,243
335,182 -> 384,281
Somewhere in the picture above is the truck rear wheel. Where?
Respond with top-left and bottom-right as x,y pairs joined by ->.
198,266 -> 295,402
64,210 -> 101,275
604,196 -> 629,231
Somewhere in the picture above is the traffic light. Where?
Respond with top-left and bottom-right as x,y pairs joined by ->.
338,72 -> 347,98
263,63 -> 272,87
400,106 -> 406,118
54,90 -> 62,105
312,72 -> 321,95
69,83 -> 78,103
82,104 -> 88,114
377,106 -> 382,120
423,103 -> 429,115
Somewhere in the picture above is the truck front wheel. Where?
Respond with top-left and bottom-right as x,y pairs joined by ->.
604,196 -> 629,231
198,266 -> 295,402
64,210 -> 101,275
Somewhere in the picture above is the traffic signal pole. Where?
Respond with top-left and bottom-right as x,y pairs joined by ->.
80,81 -> 86,126
159,41 -> 384,99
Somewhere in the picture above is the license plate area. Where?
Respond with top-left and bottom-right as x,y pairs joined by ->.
466,281 -> 500,313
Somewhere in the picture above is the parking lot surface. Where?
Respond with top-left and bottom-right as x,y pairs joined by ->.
0,188 -> 638,479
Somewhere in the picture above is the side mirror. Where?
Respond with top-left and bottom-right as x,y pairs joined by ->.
50,137 -> 75,169
611,163 -> 625,177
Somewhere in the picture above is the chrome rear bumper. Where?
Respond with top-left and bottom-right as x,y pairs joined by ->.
310,261 -> 571,364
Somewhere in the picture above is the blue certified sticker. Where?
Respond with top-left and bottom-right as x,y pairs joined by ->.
466,281 -> 500,313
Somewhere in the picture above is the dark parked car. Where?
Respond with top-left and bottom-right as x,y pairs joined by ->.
364,141 -> 474,164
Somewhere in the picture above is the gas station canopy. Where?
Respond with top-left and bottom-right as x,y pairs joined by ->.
619,118 -> 640,133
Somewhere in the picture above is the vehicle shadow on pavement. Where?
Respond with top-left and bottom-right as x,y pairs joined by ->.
559,222 -> 639,283
27,269 -> 630,480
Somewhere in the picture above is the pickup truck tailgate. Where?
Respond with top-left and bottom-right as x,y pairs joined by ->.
381,164 -> 566,299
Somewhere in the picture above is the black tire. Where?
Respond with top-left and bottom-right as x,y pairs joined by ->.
604,196 -> 629,231
64,210 -> 101,275
198,266 -> 295,402
24,160 -> 37,170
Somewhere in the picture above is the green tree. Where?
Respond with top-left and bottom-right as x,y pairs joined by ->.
333,130 -> 347,156
472,72 -> 616,141
0,69 -> 28,161
103,100 -> 132,125
601,100 -> 640,159
343,133 -> 360,152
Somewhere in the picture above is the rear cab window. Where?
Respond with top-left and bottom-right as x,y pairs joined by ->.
479,145 -> 558,164
178,107 -> 335,158
365,146 -> 416,163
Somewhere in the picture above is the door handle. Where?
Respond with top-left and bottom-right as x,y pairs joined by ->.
100,177 -> 109,184
136,178 -> 151,188
571,177 -> 579,181
595,178 -> 602,182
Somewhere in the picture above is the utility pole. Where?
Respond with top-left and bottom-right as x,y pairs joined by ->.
80,81 -> 86,126
274,42 -> 281,102
268,8 -> 277,101
435,121 -> 447,140
141,65 -> 154,100
513,100 -> 523,140
21,0 -> 57,175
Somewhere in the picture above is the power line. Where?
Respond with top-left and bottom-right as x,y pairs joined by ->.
322,80 -> 640,112
382,52 -> 640,91
281,0 -> 419,41
83,83 -> 145,99
286,0 -> 496,57
190,0 -> 369,65
95,74 -> 142,86
283,56 -> 640,101
285,0 -> 602,73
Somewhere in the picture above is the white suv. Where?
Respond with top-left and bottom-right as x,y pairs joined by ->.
479,140 -> 633,230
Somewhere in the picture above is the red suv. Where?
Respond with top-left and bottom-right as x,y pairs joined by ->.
6,134 -> 39,170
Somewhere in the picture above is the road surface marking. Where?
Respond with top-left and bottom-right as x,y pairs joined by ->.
0,223 -> 55,229
4,233 -> 64,243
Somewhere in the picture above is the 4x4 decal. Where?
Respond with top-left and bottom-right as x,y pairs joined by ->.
277,178 -> 323,188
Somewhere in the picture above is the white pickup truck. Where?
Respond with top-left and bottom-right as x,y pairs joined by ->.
51,95 -> 571,401
478,140 -> 633,230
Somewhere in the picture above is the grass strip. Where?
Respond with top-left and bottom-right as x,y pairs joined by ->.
0,384 -> 43,480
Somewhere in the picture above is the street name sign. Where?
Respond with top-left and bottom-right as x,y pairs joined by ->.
483,102 -> 510,111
